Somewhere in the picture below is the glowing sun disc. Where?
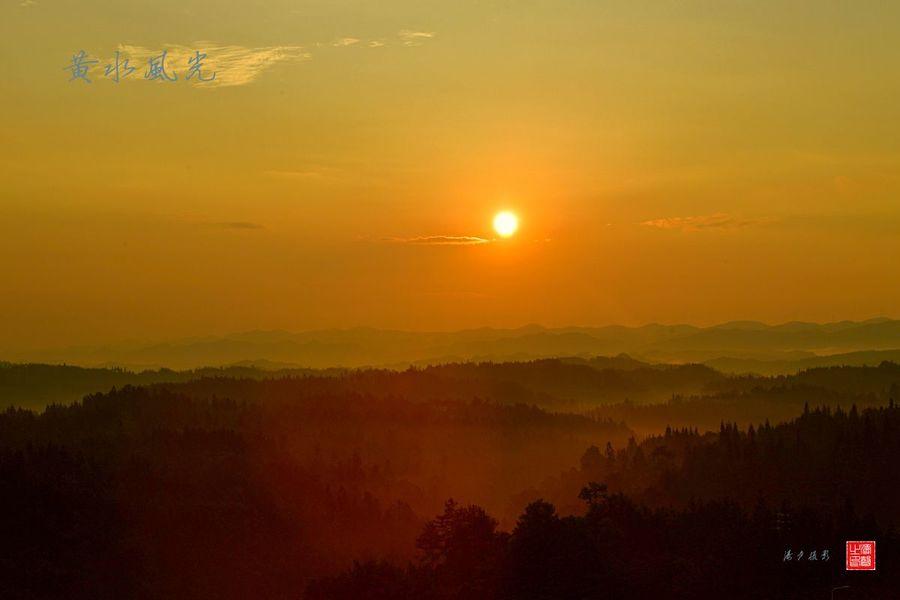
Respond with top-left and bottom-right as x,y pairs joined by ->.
493,211 -> 519,238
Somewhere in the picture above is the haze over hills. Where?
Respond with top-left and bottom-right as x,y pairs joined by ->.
5,318 -> 899,372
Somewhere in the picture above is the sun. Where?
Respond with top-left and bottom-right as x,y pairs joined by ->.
493,211 -> 519,238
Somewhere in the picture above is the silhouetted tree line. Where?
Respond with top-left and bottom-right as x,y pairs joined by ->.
308,487 -> 899,599
1,358 -> 724,411
539,402 -> 900,526
0,383 -> 629,599
586,381 -> 891,436
0,361 -> 339,410
6,360 -> 897,436
706,361 -> 900,397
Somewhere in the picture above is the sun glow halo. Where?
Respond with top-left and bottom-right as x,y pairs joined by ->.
493,211 -> 519,238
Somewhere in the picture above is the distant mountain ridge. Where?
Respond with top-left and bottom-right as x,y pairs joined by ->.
5,318 -> 899,371
704,348 -> 900,375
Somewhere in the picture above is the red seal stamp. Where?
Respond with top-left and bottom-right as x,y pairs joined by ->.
845,541 -> 876,571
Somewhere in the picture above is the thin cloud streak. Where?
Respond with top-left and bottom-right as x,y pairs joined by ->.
263,169 -> 335,181
398,30 -> 436,46
89,31 -> 434,87
220,222 -> 264,230
112,43 -> 310,87
204,221 -> 265,230
385,235 -> 492,246
640,213 -> 775,232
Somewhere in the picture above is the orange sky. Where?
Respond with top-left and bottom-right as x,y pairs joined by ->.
1,0 -> 899,351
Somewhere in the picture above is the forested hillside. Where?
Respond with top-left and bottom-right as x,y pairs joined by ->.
1,362 -> 898,598
311,404 -> 900,599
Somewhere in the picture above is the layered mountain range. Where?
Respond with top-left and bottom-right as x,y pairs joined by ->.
5,318 -> 899,373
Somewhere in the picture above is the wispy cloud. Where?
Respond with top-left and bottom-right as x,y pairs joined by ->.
112,43 -> 310,87
385,235 -> 491,246
419,290 -> 494,299
208,221 -> 265,230
262,167 -> 342,182
84,29 -> 434,88
640,213 -> 774,232
398,30 -> 436,46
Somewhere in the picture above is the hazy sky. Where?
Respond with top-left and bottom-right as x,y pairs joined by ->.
2,0 -> 899,351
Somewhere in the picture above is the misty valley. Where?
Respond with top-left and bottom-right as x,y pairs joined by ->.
1,357 -> 898,598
